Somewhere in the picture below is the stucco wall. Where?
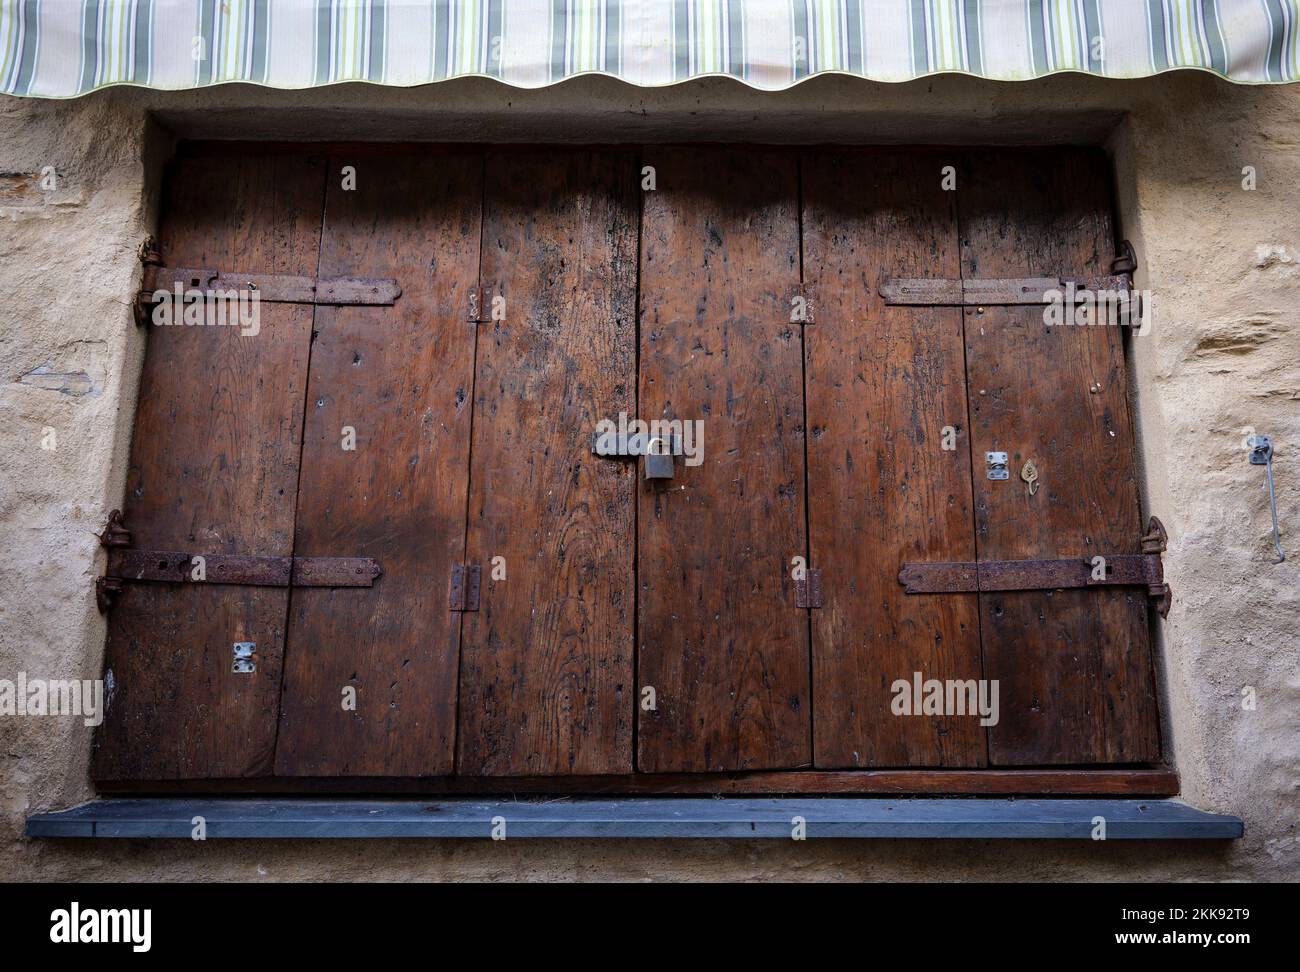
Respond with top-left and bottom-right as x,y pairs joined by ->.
1,72 -> 1295,881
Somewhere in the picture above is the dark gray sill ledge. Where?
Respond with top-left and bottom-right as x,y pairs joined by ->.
26,797 -> 1243,839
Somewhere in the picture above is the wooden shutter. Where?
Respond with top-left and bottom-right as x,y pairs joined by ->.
803,152 -> 987,768
957,149 -> 1160,764
93,155 -> 325,780
274,153 -> 482,776
455,151 -> 639,776
636,149 -> 812,772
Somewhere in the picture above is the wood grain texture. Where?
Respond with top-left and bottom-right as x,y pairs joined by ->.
802,152 -> 986,768
456,151 -> 638,776
93,155 -> 324,780
274,153 -> 482,776
637,148 -> 811,772
958,149 -> 1160,764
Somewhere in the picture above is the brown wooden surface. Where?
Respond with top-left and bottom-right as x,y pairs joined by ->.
636,148 -> 811,772
803,152 -> 986,768
274,153 -> 482,776
99,767 -> 1179,797
958,149 -> 1160,764
93,155 -> 325,780
456,151 -> 638,776
97,143 -> 1164,789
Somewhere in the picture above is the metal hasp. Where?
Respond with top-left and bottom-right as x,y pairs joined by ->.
1248,435 -> 1286,563
986,451 -> 1009,480
448,564 -> 481,612
899,516 -> 1173,619
591,427 -> 679,480
94,512 -> 381,613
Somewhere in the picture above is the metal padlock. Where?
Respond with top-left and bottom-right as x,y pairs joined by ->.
644,437 -> 674,480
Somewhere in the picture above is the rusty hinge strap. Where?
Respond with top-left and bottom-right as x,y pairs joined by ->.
899,555 -> 1160,593
449,564 -> 481,611
880,275 -> 1130,306
140,266 -> 401,306
796,569 -> 823,609
103,549 -> 381,588
898,518 -> 1170,619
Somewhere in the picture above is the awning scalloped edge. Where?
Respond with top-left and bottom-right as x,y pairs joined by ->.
3,0 -> 1298,99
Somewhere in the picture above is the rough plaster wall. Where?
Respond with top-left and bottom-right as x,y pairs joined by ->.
0,72 -> 1294,882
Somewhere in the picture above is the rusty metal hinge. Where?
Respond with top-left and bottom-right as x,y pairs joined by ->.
898,517 -> 1171,619
785,283 -> 816,325
449,564 -> 481,612
133,259 -> 401,325
1111,240 -> 1138,276
94,515 -> 381,612
98,509 -> 132,548
467,286 -> 500,324
796,569 -> 823,609
880,275 -> 1130,306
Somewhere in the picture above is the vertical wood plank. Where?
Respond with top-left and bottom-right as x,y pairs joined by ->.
958,149 -> 1160,764
456,151 -> 638,776
802,152 -> 987,767
637,148 -> 811,773
93,155 -> 324,780
274,153 -> 482,776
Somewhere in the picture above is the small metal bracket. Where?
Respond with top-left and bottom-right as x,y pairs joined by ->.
1248,434 -> 1273,466
98,509 -> 132,548
796,569 -> 823,609
1247,435 -> 1285,563
449,564 -> 481,611
986,452 -> 1009,481
232,642 -> 256,674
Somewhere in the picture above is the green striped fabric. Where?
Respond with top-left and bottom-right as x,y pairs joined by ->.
3,0 -> 1298,97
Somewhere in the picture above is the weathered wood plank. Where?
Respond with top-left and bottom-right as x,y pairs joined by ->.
637,148 -> 811,772
456,151 -> 639,776
274,152 -> 482,776
803,152 -> 986,768
957,149 -> 1160,764
92,154 -> 325,781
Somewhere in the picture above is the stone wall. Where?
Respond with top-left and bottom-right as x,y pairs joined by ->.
1,71 -> 1295,881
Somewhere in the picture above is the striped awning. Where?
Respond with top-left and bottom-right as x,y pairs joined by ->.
3,1 -> 1298,98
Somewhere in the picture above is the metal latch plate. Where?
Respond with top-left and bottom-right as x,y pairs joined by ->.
232,642 -> 256,674
986,451 -> 1009,480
